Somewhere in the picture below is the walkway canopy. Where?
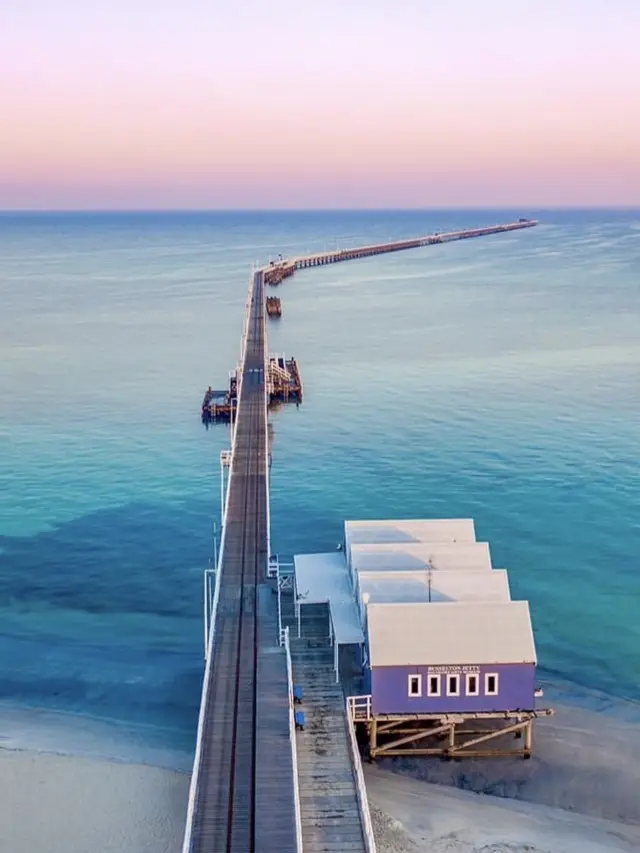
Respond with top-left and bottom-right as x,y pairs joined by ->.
293,552 -> 364,679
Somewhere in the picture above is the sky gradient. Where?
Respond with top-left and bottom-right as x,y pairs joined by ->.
2,0 -> 639,209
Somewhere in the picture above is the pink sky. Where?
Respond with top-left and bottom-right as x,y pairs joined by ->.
1,0 -> 639,209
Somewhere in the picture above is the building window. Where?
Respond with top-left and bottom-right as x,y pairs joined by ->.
466,673 -> 479,696
446,673 -> 460,696
485,673 -> 499,696
427,674 -> 441,697
408,674 -> 422,697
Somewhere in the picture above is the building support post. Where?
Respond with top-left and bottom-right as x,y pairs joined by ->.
369,719 -> 377,761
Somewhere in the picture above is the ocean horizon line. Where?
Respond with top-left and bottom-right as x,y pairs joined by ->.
1,205 -> 639,216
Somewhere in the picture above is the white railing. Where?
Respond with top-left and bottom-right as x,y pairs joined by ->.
347,694 -> 372,722
268,554 -> 279,579
181,271 -> 255,853
345,698 -> 377,853
276,561 -> 284,643
328,608 -> 340,683
262,271 -> 271,562
203,568 -> 215,659
284,627 -> 304,853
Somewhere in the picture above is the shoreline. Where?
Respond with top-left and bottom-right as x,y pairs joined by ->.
0,684 -> 638,852
381,687 -> 640,827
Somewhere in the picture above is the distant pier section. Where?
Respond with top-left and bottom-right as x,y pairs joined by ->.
202,353 -> 302,422
202,218 -> 537,423
265,218 -> 538,284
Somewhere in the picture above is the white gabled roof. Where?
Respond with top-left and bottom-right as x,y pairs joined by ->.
358,569 -> 511,605
367,601 -> 536,667
350,542 -> 492,572
345,518 -> 476,546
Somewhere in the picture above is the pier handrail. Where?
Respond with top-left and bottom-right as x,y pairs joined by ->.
328,606 -> 340,683
347,694 -> 372,722
345,697 -> 377,853
263,275 -> 272,560
284,627 -> 304,853
181,273 -> 252,853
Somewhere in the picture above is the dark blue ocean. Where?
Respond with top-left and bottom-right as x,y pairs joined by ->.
1,210 -> 639,765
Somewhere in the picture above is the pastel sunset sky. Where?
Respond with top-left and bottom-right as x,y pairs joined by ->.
2,0 -> 639,209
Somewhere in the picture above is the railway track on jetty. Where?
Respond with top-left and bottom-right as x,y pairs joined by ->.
187,271 -> 268,853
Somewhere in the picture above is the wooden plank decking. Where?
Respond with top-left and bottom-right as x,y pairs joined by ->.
290,606 -> 367,853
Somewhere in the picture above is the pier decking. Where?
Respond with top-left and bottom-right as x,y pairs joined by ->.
184,219 -> 539,853
184,270 -> 298,853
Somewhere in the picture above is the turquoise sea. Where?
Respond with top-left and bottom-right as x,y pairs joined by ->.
1,210 -> 639,764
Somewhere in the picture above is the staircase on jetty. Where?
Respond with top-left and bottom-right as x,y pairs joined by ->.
285,602 -> 367,853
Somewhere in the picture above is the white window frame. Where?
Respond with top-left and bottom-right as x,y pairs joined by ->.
446,673 -> 460,697
408,674 -> 422,697
484,672 -> 499,696
465,672 -> 480,696
427,673 -> 441,697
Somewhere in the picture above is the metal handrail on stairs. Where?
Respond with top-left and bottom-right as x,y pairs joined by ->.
345,697 -> 377,853
284,627 -> 304,853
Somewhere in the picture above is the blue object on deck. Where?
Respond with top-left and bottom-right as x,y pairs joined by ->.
293,685 -> 303,704
295,710 -> 305,730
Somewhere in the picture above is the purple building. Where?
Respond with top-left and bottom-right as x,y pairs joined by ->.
365,600 -> 538,714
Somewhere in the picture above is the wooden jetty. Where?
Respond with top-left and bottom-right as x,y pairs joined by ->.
184,221 -> 542,853
265,261 -> 296,286
267,218 -> 537,281
201,220 -> 537,424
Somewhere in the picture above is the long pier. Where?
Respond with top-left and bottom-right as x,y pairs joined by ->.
265,218 -> 537,283
182,219 -> 539,853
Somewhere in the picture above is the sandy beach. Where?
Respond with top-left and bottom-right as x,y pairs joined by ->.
383,691 -> 640,825
0,749 -> 190,853
0,693 -> 638,852
367,768 -> 640,853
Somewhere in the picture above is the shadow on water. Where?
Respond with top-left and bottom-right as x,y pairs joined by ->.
0,500 -> 216,742
0,501 -> 213,616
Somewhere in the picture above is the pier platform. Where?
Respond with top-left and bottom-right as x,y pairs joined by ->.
203,354 -> 302,422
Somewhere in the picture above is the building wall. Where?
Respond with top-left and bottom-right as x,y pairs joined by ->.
370,662 -> 536,714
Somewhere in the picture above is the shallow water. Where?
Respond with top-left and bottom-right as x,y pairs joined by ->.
1,209 -> 639,757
